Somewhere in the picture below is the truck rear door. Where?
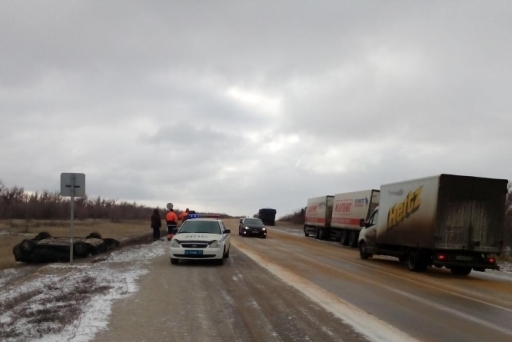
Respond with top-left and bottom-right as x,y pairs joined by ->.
435,175 -> 507,252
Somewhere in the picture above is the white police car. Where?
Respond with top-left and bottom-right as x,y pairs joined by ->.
169,217 -> 231,265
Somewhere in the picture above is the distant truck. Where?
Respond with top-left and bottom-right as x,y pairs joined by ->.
358,174 -> 507,276
303,195 -> 334,239
304,190 -> 379,247
258,208 -> 277,226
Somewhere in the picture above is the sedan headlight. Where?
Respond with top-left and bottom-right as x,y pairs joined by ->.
170,239 -> 180,248
244,226 -> 249,230
262,227 -> 266,231
209,240 -> 220,248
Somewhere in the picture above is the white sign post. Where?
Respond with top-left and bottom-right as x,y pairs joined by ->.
60,173 -> 86,264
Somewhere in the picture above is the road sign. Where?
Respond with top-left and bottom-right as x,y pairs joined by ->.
60,172 -> 86,264
60,173 -> 86,197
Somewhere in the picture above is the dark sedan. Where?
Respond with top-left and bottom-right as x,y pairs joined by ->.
238,218 -> 267,238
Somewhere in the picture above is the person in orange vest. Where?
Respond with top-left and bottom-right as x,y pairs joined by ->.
166,206 -> 178,240
179,208 -> 189,223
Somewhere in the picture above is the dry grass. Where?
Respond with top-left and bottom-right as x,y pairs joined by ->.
0,219 -> 151,270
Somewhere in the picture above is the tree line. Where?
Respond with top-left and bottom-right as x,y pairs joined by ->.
0,180 -> 233,222
0,180 -> 159,222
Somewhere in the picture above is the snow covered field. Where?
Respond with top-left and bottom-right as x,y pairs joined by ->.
0,241 -> 166,342
0,240 -> 511,342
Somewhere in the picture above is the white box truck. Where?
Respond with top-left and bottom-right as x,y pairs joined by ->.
304,196 -> 334,239
358,174 -> 507,276
331,190 -> 380,247
304,190 -> 379,245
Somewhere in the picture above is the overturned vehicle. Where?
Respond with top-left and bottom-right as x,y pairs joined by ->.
13,232 -> 120,263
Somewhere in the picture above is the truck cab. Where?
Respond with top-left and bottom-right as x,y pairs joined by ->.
358,207 -> 379,258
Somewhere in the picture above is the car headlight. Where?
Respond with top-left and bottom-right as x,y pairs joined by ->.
209,240 -> 220,248
244,226 -> 249,230
170,239 -> 180,248
262,227 -> 266,231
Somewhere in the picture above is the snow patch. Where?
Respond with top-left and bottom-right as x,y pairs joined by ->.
0,241 -> 166,342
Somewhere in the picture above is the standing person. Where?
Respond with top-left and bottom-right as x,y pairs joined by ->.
151,209 -> 162,241
179,208 -> 190,223
166,206 -> 178,240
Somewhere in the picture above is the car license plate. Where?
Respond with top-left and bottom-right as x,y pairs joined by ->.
455,255 -> 473,261
185,250 -> 203,256
253,230 -> 259,233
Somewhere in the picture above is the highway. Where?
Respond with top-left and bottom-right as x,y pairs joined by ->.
94,219 -> 512,342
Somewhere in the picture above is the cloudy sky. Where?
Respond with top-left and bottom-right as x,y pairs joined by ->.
1,1 -> 511,217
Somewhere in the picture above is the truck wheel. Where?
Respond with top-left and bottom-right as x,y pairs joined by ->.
340,231 -> 349,246
304,226 -> 309,237
450,267 -> 472,276
348,231 -> 358,247
315,228 -> 320,239
20,239 -> 36,253
318,228 -> 325,240
359,242 -> 371,259
407,250 -> 428,272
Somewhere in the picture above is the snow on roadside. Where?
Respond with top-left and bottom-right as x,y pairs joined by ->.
0,241 -> 166,342
0,266 -> 38,288
499,261 -> 512,273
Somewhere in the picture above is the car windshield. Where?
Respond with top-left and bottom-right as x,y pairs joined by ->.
178,221 -> 222,234
244,219 -> 264,227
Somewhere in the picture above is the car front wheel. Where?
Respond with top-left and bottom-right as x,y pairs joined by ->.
359,242 -> 371,259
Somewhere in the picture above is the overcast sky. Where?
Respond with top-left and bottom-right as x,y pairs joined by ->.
1,1 -> 511,217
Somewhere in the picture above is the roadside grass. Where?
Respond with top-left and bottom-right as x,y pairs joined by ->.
0,219 -> 151,270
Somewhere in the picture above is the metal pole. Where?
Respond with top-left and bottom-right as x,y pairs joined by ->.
70,175 -> 75,264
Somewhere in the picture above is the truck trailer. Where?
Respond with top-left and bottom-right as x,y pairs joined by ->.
304,195 -> 334,239
358,174 -> 507,275
331,190 -> 380,247
304,191 -> 380,247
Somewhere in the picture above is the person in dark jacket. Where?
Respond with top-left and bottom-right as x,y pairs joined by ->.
151,209 -> 162,241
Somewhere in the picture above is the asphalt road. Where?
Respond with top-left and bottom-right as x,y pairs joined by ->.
93,240 -> 368,342
94,219 -> 512,342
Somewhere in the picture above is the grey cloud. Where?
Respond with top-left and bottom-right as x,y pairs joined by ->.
1,1 -> 511,216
